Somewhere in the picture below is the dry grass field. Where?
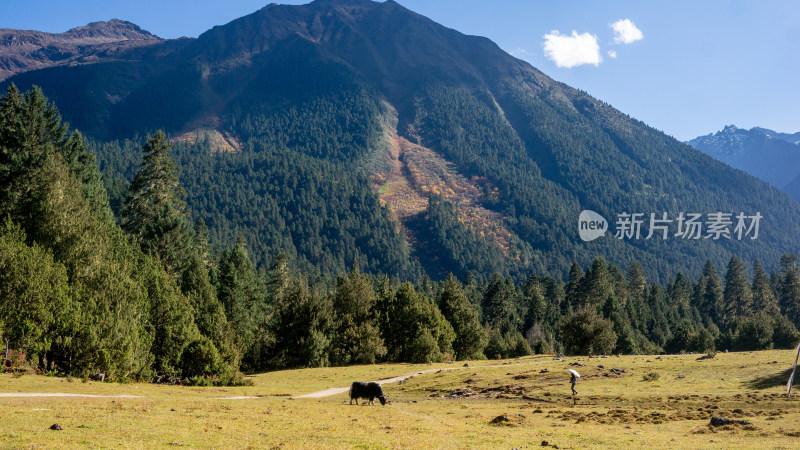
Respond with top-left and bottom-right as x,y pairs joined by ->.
2,350 -> 800,448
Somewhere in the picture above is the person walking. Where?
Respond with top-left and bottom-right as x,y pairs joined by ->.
568,369 -> 580,395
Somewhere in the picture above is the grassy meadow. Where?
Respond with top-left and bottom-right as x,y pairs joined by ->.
2,350 -> 800,448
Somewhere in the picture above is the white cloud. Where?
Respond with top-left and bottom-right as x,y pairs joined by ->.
542,30 -> 602,68
608,50 -> 617,58
611,19 -> 643,44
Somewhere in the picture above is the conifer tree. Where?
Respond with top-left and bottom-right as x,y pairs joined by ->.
482,274 -> 518,333
723,256 -> 752,323
122,130 -> 194,277
438,274 -> 486,360
581,258 -> 613,307
563,262 -> 584,314
751,260 -> 779,314
558,306 -> 617,355
384,282 -> 455,363
779,259 -> 800,328
0,85 -> 109,224
329,265 -> 386,365
267,274 -> 332,369
698,261 -> 724,326
217,240 -> 269,366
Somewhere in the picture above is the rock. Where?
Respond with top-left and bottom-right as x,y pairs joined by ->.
541,441 -> 549,447
516,413 -> 526,418
489,415 -> 510,424
50,424 -> 62,431
463,363 -> 470,367
540,368 -> 549,373
597,364 -> 604,369
709,416 -> 752,427
448,388 -> 473,397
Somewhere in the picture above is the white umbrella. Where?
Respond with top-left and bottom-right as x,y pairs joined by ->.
568,369 -> 581,378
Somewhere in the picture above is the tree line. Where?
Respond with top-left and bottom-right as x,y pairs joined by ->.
1,86 -> 799,385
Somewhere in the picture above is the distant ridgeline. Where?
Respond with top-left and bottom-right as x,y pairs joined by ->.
2,85 -> 800,384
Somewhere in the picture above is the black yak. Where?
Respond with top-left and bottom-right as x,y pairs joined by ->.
349,381 -> 386,405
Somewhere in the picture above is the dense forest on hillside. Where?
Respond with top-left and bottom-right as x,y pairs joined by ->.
3,86 -> 800,384
8,32 -> 800,285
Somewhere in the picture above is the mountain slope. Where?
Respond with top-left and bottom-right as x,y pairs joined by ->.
0,19 -> 166,81
4,0 -> 800,281
688,125 -> 800,194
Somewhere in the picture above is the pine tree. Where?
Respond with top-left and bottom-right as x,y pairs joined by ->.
582,258 -> 613,308
329,265 -> 386,365
482,274 -> 518,333
438,274 -> 487,360
0,221 -> 74,366
779,259 -> 800,328
0,85 -> 110,224
217,240 -> 269,366
751,260 -> 779,315
723,256 -> 752,323
522,275 -> 546,332
558,306 -> 617,355
267,274 -> 332,369
563,262 -> 583,314
385,282 -> 455,363
122,131 -> 194,277
698,261 -> 724,326
669,271 -> 695,323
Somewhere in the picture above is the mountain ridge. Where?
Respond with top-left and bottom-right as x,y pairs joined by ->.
3,0 -> 799,281
688,125 -> 800,200
0,19 -> 167,81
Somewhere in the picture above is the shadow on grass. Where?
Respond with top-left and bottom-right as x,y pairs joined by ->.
744,367 -> 793,390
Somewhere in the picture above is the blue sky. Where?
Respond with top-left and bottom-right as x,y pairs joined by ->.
4,0 -> 798,140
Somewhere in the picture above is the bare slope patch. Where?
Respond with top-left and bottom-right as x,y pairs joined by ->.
370,102 -> 525,261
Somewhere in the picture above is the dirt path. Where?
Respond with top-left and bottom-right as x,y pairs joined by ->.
0,393 -> 142,398
293,359 -> 551,399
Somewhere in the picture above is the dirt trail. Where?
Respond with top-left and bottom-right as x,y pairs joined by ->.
0,393 -> 142,398
293,360 -> 549,399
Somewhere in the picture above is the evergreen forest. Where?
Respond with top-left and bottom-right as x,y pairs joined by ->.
3,85 -> 800,384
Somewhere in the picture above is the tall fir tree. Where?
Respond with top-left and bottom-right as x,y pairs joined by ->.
697,261 -> 724,326
438,274 -> 486,360
329,265 -> 386,365
723,256 -> 753,323
751,260 -> 779,315
779,258 -> 800,328
217,240 -> 269,368
122,130 -> 194,277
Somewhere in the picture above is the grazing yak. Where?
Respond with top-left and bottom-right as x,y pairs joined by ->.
349,381 -> 386,405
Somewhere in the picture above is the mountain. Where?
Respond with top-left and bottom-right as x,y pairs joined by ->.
688,125 -> 800,201
4,0 -> 800,282
0,19 -> 170,81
